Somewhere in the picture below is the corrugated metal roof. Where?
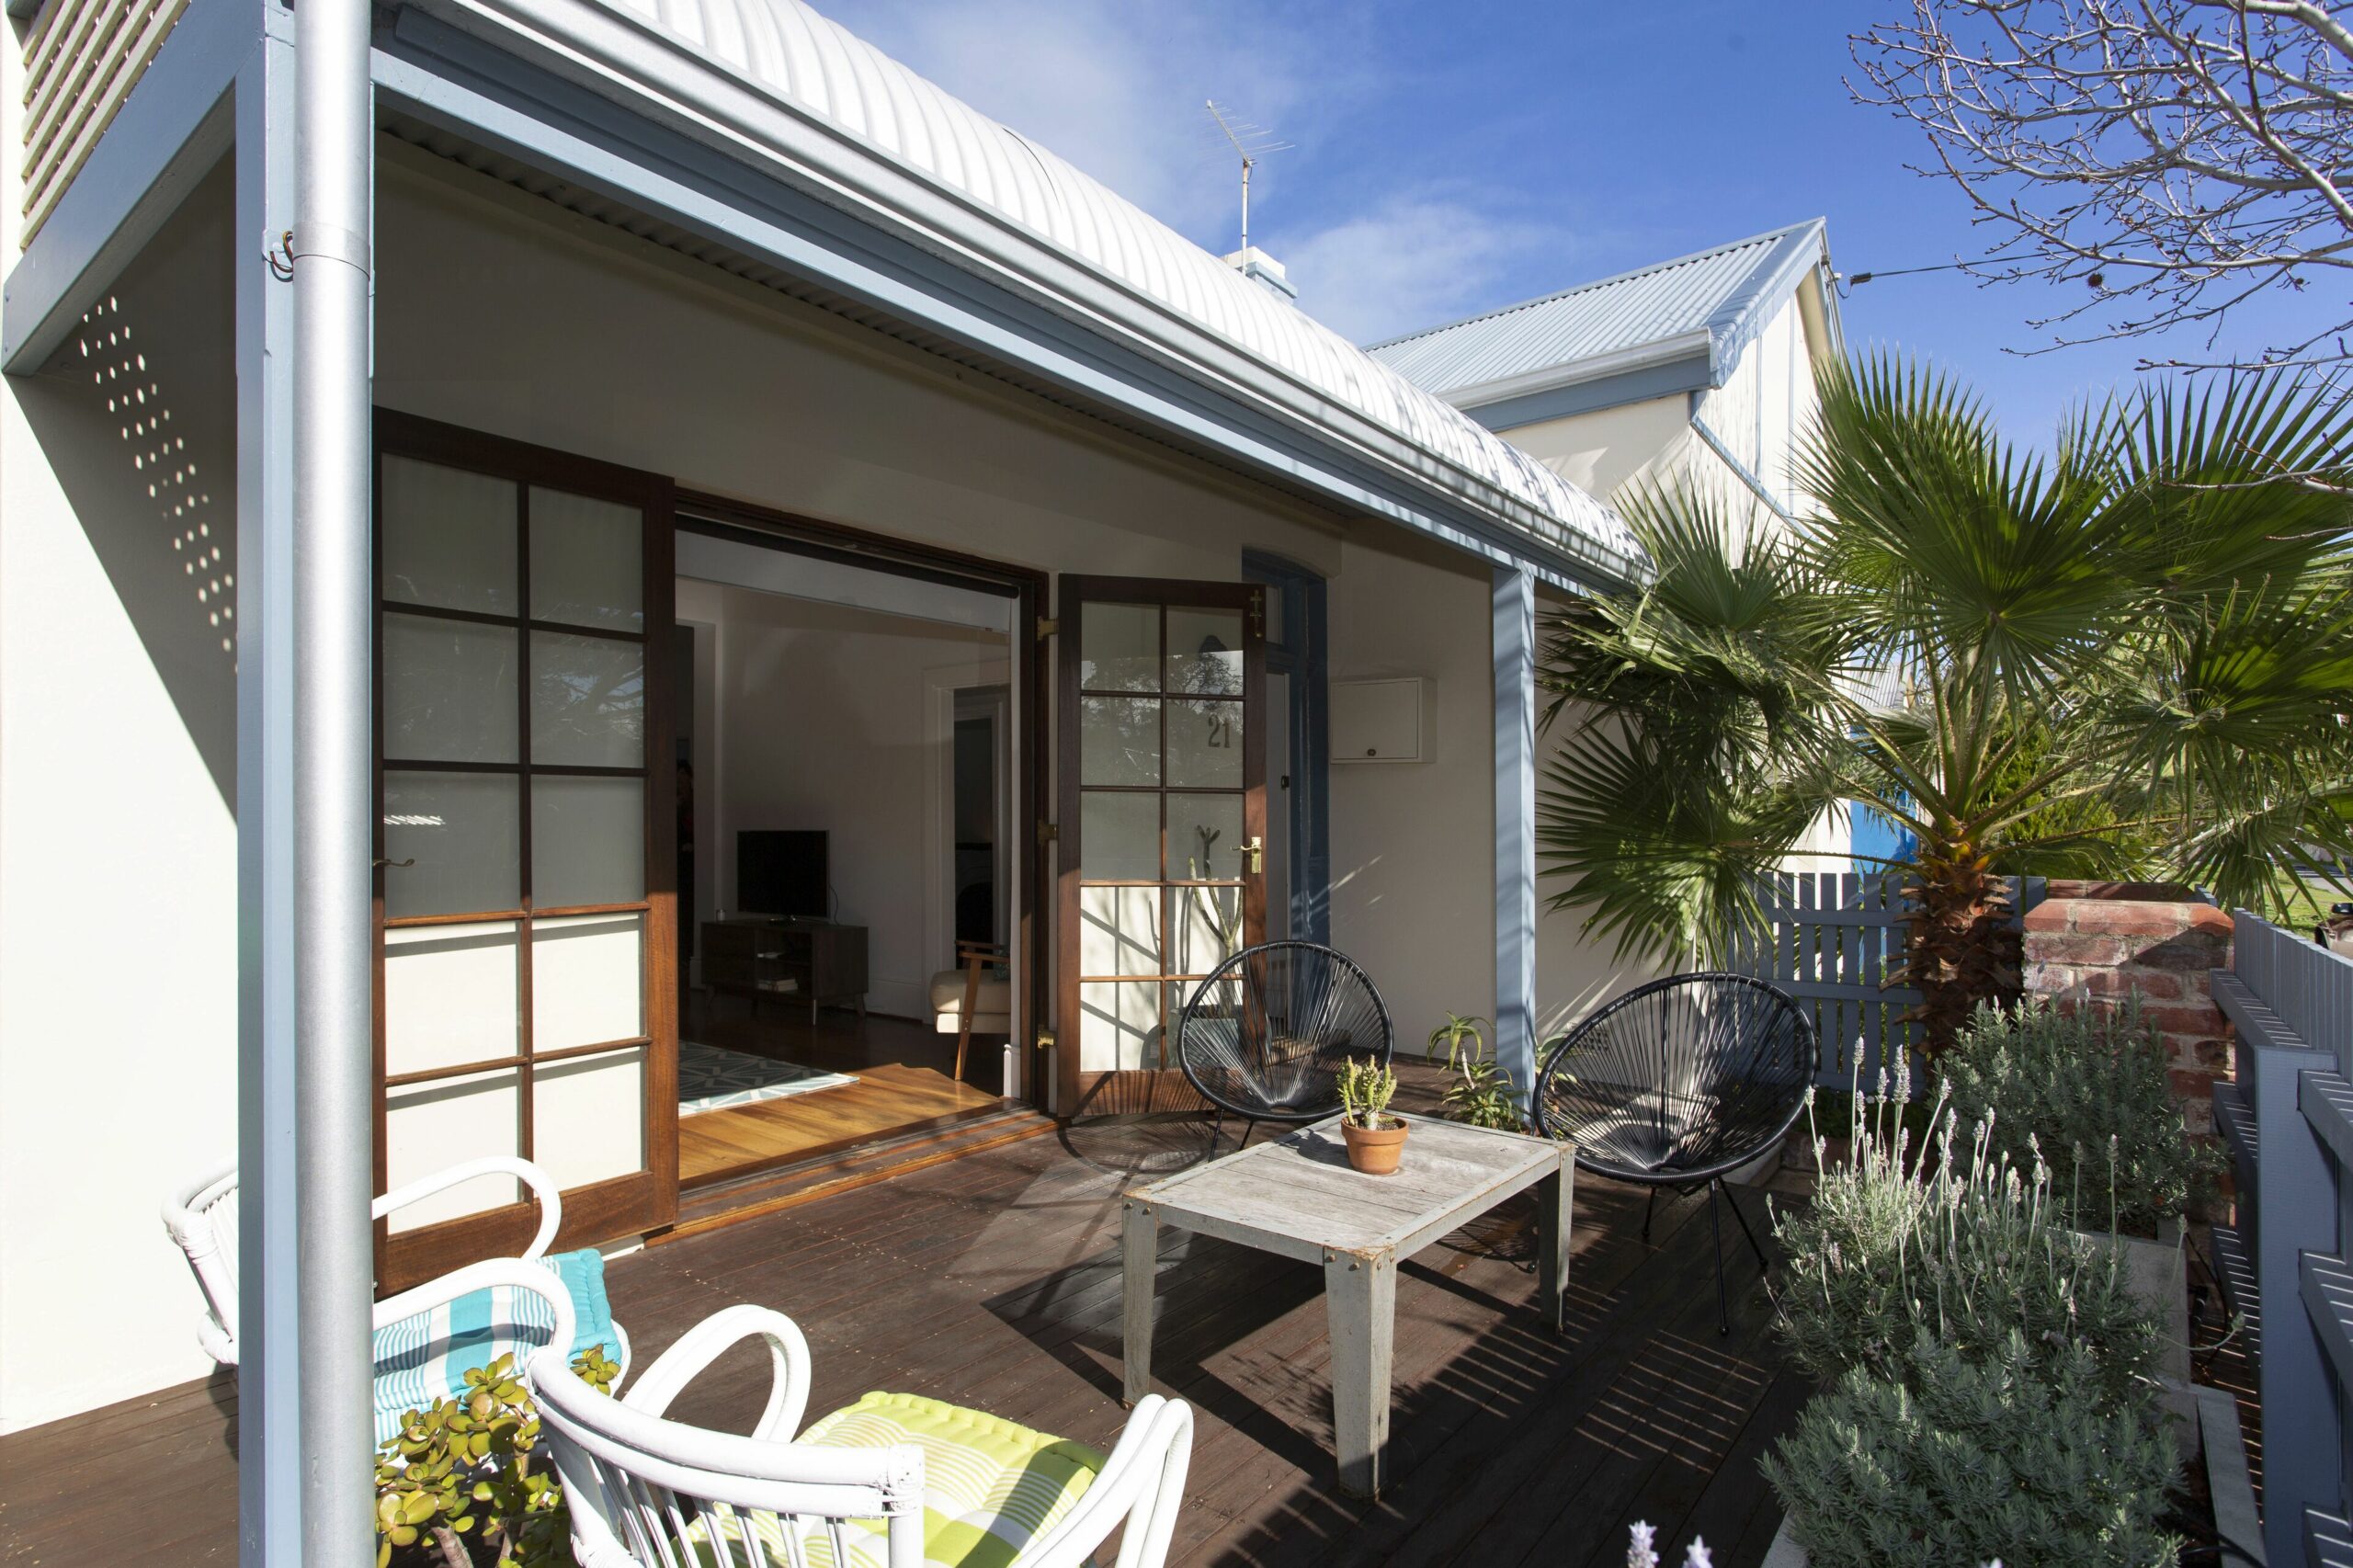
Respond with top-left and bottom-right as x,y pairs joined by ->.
423,0 -> 1643,583
1368,221 -> 1832,406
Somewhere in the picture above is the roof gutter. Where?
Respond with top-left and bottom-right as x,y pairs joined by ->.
402,0 -> 1647,591
1441,329 -> 1715,415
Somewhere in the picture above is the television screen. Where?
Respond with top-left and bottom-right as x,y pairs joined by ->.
737,830 -> 828,918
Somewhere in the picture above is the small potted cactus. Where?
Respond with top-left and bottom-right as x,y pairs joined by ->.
1338,1056 -> 1407,1176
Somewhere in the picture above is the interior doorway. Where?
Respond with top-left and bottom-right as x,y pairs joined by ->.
670,510 -> 1041,1187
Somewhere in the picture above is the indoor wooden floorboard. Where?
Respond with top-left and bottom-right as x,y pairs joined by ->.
678,1062 -> 1003,1185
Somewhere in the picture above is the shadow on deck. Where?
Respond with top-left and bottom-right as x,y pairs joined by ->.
0,1119 -> 1806,1567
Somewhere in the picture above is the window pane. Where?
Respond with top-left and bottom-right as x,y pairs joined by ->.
1079,791 -> 1159,881
530,488 -> 642,631
1079,602 -> 1157,691
1167,885 -> 1242,978
1080,886 -> 1160,976
381,456 -> 516,615
1167,793 -> 1243,882
384,921 -> 519,1076
1166,699 -> 1241,788
531,631 -> 644,767
384,771 -> 520,917
532,1047 -> 645,1191
532,913 -> 643,1050
532,776 -> 644,907
383,614 -> 518,764
383,1068 -> 520,1233
1166,608 -> 1243,696
1078,981 -> 1162,1071
1079,696 -> 1159,786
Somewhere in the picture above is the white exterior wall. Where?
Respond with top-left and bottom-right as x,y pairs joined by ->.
0,167 -> 241,1430
0,141 -> 1618,1428
1494,393 -> 1695,505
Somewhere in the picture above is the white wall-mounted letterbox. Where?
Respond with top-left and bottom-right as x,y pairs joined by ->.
1331,676 -> 1433,763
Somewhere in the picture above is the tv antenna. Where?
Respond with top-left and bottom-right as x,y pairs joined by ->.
1206,100 -> 1291,255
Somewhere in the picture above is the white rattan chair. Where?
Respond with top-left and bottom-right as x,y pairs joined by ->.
164,1154 -> 629,1436
532,1303 -> 1195,1568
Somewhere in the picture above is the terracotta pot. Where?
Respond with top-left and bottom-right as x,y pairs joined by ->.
1342,1117 -> 1409,1176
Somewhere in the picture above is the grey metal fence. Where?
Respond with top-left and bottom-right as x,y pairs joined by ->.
1733,871 -> 2042,1089
2213,912 -> 2353,1566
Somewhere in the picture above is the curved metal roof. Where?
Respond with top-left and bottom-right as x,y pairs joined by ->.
1370,221 -> 1836,409
516,0 -> 1641,579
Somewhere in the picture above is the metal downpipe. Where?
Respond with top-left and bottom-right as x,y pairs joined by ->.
291,0 -> 375,1557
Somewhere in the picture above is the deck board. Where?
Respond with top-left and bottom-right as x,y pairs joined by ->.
0,1122 -> 1801,1566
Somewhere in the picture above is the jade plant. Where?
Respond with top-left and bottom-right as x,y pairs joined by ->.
376,1345 -> 620,1568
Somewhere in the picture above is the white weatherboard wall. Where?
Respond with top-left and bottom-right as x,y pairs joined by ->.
677,579 -> 1004,1017
0,170 -> 240,1429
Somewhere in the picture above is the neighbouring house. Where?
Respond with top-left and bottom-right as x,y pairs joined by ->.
0,0 -> 1665,1506
1372,222 -> 1872,878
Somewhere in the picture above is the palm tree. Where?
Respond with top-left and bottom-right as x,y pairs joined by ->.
1538,357 -> 2353,1057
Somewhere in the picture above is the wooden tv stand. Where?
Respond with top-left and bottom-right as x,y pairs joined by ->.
701,917 -> 869,1024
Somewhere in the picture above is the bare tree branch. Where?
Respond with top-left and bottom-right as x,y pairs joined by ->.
1852,0 -> 2353,369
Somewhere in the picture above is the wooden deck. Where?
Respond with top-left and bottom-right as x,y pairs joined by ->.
0,1119 -> 1803,1567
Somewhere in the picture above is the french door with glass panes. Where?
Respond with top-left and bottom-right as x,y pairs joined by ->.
1057,577 -> 1265,1116
372,413 -> 676,1290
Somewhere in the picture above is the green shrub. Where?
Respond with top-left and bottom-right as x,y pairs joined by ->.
1763,1328 -> 2179,1568
1440,1055 -> 1523,1130
1941,995 -> 2217,1234
1775,1090 -> 2157,1403
376,1346 -> 618,1568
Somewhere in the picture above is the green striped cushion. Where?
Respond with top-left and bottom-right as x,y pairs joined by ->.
688,1392 -> 1104,1568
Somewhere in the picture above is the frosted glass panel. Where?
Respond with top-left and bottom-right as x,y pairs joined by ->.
1166,608 -> 1243,696
1167,699 -> 1242,789
384,1068 -> 520,1233
531,631 -> 644,767
529,488 -> 642,631
384,921 -> 519,1075
381,456 -> 516,615
1080,791 -> 1159,881
1079,697 -> 1159,786
532,1047 -> 645,1191
1080,602 -> 1157,691
384,614 -> 518,763
1167,793 -> 1244,882
531,914 -> 643,1050
1168,886 -> 1242,977
1079,981 -> 1162,1071
532,777 -> 643,908
1080,886 -> 1159,976
384,772 -> 519,917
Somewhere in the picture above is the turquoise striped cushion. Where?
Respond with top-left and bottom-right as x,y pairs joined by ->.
371,1247 -> 622,1448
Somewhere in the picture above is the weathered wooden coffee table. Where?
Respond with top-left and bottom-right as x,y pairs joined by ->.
1120,1112 -> 1574,1497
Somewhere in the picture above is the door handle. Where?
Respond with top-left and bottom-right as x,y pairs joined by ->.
1239,835 -> 1264,875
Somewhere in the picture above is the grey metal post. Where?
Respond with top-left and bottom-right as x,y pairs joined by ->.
1492,565 -> 1538,1111
291,0 -> 376,1558
233,13 -> 301,1562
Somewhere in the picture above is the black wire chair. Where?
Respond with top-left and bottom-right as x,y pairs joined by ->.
1534,972 -> 1818,1333
1175,941 -> 1392,1151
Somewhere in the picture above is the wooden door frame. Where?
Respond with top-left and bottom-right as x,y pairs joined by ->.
672,493 -> 1052,1108
372,409 -> 679,1292
1055,575 -> 1267,1119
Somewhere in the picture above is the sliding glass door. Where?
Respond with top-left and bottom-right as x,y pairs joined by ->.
372,413 -> 677,1289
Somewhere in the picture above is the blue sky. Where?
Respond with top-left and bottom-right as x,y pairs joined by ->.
825,0 -> 2325,448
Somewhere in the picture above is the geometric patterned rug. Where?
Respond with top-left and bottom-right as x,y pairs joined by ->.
678,1040 -> 858,1117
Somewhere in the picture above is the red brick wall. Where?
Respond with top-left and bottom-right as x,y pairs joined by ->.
2020,883 -> 2234,1135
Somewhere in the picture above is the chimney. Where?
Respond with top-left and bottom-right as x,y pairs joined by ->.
1222,246 -> 1298,302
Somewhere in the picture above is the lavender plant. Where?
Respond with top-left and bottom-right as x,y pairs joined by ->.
1941,995 -> 2218,1235
1773,1082 -> 2157,1403
1762,1329 -> 2177,1568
